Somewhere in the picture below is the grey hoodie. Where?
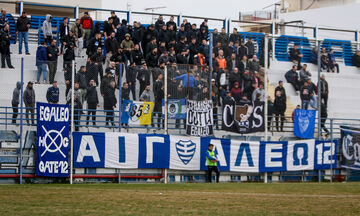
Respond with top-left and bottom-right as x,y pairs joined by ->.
12,82 -> 21,106
42,14 -> 52,37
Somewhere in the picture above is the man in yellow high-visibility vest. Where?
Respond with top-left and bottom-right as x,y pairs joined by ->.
205,144 -> 220,183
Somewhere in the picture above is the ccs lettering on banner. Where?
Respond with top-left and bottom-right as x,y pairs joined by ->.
222,100 -> 264,134
186,100 -> 213,136
341,126 -> 360,170
36,102 -> 70,177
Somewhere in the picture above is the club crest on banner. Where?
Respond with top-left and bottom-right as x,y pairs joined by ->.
294,109 -> 316,139
168,101 -> 181,118
298,110 -> 311,133
235,104 -> 253,128
176,140 -> 196,165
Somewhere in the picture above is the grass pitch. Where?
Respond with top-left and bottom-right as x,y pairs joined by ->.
1,183 -> 360,215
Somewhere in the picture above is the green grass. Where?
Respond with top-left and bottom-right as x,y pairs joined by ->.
1,183 -> 360,215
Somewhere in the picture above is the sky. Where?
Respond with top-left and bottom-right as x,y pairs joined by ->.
102,0 -> 279,20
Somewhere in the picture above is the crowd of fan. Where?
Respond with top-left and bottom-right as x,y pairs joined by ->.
0,9 -> 346,134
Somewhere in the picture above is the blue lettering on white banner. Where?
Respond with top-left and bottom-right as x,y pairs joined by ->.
71,132 -> 338,173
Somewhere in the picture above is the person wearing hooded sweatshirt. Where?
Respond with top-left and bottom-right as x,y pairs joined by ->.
42,14 -> 53,44
23,82 -> 35,125
36,41 -> 48,83
121,33 -> 135,66
11,82 -> 21,124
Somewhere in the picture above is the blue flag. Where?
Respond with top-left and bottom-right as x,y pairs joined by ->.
162,99 -> 187,119
294,109 -> 316,139
36,102 -> 70,177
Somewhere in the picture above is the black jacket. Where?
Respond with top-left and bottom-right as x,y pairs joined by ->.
47,45 -> 59,62
126,65 -> 137,84
16,16 -> 30,32
86,86 -> 99,104
131,49 -> 143,65
105,38 -> 119,54
75,70 -> 88,89
103,86 -> 117,110
300,86 -> 311,101
63,47 -> 75,64
274,96 -> 286,114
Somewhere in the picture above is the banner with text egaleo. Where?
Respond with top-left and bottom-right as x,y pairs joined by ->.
36,102 -> 70,177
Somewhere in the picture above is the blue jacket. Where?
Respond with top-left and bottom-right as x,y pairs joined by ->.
174,74 -> 198,88
46,86 -> 59,103
36,46 -> 47,66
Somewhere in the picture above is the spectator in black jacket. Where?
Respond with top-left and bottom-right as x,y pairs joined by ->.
75,66 -> 88,101
146,47 -> 158,68
0,24 -> 14,68
121,82 -> 130,101
153,73 -> 164,128
318,74 -> 329,107
47,39 -> 60,84
267,96 -> 275,131
86,79 -> 99,126
104,81 -> 117,126
289,45 -> 303,70
87,32 -> 102,57
274,90 -> 286,132
300,81 -> 311,110
126,62 -> 137,100
101,70 -> 115,97
238,40 -> 248,61
229,28 -> 240,43
86,58 -> 99,86
353,50 -> 360,67
131,44 -> 143,65
63,42 -> 75,69
11,82 -> 21,124
285,65 -> 300,91
91,47 -> 105,81
64,63 -> 73,97
16,11 -> 31,55
105,32 -> 119,68
137,61 -> 151,98
110,11 -> 120,27
59,17 -> 70,53
166,16 -> 177,32
155,15 -> 165,32
46,81 -> 59,104
103,17 -> 114,39
275,80 -> 286,102
229,67 -> 241,90
245,37 -> 255,59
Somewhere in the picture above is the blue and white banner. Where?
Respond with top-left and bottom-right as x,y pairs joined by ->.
294,109 -> 316,139
162,99 -> 186,119
36,102 -> 70,177
340,126 -> 360,170
73,132 -> 337,172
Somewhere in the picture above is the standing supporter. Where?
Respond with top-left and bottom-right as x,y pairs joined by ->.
120,33 -> 134,66
227,53 -> 240,72
318,74 -> 329,107
211,79 -> 219,128
132,21 -> 144,47
101,70 -> 115,98
103,17 -> 114,39
0,8 -> 8,30
121,82 -> 130,102
300,81 -> 311,110
110,11 -> 120,27
137,62 -> 151,98
92,22 -> 102,38
259,33 -> 272,67
155,15 -> 165,32
85,79 -> 99,126
200,19 -> 209,36
67,82 -> 83,131
59,17 -> 70,53
42,14 -> 53,44
47,39 -> 60,84
275,80 -> 287,102
289,45 -> 303,70
139,85 -> 152,102
105,32 -> 119,68
153,74 -> 164,128
71,18 -> 84,57
80,12 -> 93,47
285,65 -> 300,91
91,47 -> 105,82
145,36 -> 157,56
116,19 -> 128,43
299,64 -> 311,85
158,25 -> 169,44
217,28 -> 228,49
205,143 -> 220,183
188,37 -> 199,64
131,44 -> 143,65
307,78 -> 317,109
111,47 -> 124,65
214,50 -> 227,72
229,67 -> 241,90
252,83 -> 265,102
75,66 -> 88,102
126,62 -> 137,100
267,96 -> 274,131
249,55 -> 260,74
238,55 -> 248,74
238,40 -> 248,61
166,16 -> 177,32
86,58 -> 99,86
23,81 -> 35,125
230,81 -> 242,102
46,81 -> 59,104
328,49 -> 340,73
35,41 -> 47,83
87,32 -> 102,57
182,19 -> 191,32
177,24 -> 187,42
64,62 -> 73,98
146,47 -> 158,68
229,28 -> 240,43
11,82 -> 21,124
274,90 -> 286,132
63,42 -> 75,70
0,24 -> 14,68
320,102 -> 330,136
245,37 -> 255,59
16,11 -> 31,55
175,36 -> 189,64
